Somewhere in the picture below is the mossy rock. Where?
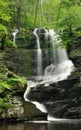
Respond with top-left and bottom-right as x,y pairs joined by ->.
0,66 -> 27,114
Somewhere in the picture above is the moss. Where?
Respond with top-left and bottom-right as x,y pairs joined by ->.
24,103 -> 36,117
0,97 -> 14,110
0,67 -> 27,93
5,68 -> 27,91
6,39 -> 17,48
71,71 -> 81,79
0,66 -> 27,112
19,49 -> 33,76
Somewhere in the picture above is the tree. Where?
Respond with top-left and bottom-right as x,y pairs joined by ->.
0,0 -> 11,24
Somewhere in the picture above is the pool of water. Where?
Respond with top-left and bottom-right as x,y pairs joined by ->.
0,120 -> 81,130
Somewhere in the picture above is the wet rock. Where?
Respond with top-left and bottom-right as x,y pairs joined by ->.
23,101 -> 47,121
27,78 -> 81,119
0,96 -> 47,122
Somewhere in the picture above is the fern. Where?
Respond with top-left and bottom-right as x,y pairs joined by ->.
0,81 -> 11,90
7,77 -> 26,84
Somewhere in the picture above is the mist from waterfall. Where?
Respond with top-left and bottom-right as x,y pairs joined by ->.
24,28 -> 75,121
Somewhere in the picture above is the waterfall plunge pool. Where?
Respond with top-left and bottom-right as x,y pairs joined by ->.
1,120 -> 81,130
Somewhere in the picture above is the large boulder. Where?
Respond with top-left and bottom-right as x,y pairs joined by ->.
27,78 -> 81,119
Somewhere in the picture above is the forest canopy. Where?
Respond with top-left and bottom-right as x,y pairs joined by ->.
0,0 -> 81,37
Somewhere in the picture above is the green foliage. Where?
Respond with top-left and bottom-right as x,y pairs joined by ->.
8,77 -> 26,84
0,66 -> 26,93
0,0 -> 11,22
0,24 -> 7,39
1,0 -> 81,32
57,6 -> 81,31
0,102 -> 9,109
0,67 -> 26,110
0,24 -> 7,33
0,97 -> 13,109
6,38 -> 17,48
7,76 -> 27,88
0,81 -> 11,90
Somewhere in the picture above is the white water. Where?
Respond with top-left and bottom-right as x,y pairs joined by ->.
33,29 -> 43,77
44,29 -> 49,66
24,28 -> 75,121
24,81 -> 47,113
42,29 -> 74,86
49,29 -> 68,64
12,29 -> 19,43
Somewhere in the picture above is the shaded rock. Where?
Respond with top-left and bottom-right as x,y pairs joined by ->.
23,101 -> 47,121
6,96 -> 24,121
27,78 -> 81,119
4,47 -> 19,73
0,96 -> 47,122
69,42 -> 81,72
0,47 -> 19,74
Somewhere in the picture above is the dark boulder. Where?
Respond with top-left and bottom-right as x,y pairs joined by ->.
27,78 -> 81,119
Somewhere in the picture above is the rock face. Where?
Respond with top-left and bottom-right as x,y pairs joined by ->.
0,46 -> 47,122
27,78 -> 81,119
69,41 -> 81,72
0,96 -> 47,122
0,47 -> 19,73
0,96 -> 24,121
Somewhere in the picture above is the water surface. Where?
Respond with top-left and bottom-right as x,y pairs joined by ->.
0,121 -> 81,130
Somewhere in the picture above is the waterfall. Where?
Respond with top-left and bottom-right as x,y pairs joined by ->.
44,29 -> 49,66
24,28 -> 75,120
33,28 -> 43,77
12,29 -> 19,43
33,28 -> 74,82
43,29 -> 74,84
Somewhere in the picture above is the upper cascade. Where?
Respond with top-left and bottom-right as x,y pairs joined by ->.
33,29 -> 43,76
33,28 -> 75,84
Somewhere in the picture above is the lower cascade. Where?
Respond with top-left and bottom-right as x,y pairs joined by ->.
24,28 -> 75,120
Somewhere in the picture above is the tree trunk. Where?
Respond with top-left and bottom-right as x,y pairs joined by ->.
68,26 -> 73,37
0,33 -> 6,50
17,7 -> 21,29
34,0 -> 39,27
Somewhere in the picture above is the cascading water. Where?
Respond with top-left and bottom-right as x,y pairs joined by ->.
43,29 -> 74,85
33,28 -> 43,77
24,28 -> 75,121
12,29 -> 19,43
44,29 -> 49,66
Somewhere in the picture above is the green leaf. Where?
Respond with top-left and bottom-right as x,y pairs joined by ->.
7,77 -> 26,84
6,39 -> 17,48
0,81 -> 11,90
